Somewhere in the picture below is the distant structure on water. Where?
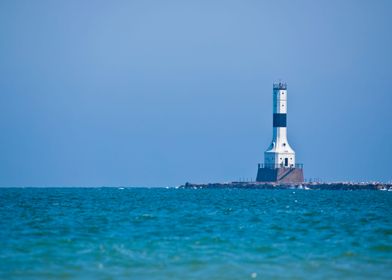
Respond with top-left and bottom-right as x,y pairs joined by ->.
256,82 -> 304,183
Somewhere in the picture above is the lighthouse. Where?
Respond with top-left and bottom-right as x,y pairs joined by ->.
256,82 -> 304,183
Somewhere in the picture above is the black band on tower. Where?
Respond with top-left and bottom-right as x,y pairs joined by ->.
273,113 -> 287,127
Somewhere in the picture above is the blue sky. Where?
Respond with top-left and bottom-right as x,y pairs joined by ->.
0,0 -> 391,186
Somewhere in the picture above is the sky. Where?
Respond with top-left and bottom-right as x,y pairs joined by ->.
0,0 -> 391,187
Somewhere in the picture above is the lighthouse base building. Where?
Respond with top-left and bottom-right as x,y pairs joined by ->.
256,82 -> 304,183
256,164 -> 304,183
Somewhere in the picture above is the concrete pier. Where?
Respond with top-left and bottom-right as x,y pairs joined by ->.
256,166 -> 304,183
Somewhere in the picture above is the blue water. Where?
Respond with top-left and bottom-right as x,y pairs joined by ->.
1,188 -> 391,279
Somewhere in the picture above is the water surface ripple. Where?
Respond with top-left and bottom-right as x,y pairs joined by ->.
1,188 -> 391,279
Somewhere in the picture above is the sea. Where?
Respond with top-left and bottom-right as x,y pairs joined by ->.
1,187 -> 391,279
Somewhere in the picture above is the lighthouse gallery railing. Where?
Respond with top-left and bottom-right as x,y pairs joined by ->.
258,163 -> 304,169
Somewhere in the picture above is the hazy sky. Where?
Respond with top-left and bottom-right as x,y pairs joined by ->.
0,0 -> 391,186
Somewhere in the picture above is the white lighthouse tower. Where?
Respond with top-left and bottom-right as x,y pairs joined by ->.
264,82 -> 295,168
256,82 -> 304,183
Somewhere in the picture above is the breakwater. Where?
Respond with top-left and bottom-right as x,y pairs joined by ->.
180,182 -> 392,191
